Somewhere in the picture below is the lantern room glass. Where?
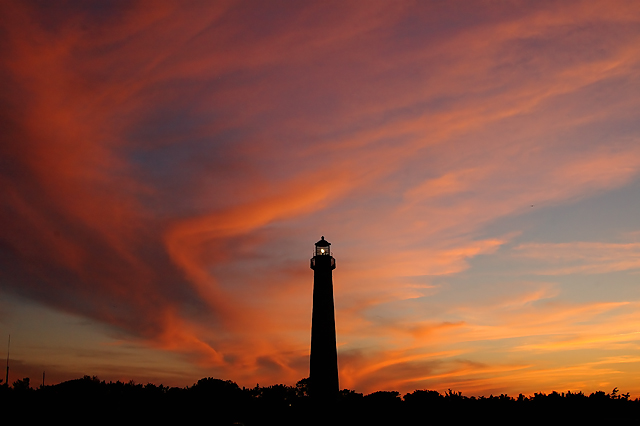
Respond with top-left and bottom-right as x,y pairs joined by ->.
315,245 -> 330,256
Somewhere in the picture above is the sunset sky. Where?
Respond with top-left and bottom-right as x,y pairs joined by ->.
2,0 -> 640,396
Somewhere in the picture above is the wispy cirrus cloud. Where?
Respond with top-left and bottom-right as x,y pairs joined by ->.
2,0 -> 640,394
512,241 -> 640,275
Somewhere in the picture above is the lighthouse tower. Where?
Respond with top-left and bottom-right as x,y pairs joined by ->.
309,236 -> 339,400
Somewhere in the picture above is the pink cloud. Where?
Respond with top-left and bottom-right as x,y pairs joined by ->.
2,0 -> 640,395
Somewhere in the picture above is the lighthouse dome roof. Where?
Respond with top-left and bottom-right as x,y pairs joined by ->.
315,236 -> 331,246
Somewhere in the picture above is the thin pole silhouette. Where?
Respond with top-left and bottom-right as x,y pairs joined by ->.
5,335 -> 9,387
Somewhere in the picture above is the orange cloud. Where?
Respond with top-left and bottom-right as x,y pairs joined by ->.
2,0 -> 640,396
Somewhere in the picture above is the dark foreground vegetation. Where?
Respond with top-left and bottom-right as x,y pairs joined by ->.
1,376 -> 639,425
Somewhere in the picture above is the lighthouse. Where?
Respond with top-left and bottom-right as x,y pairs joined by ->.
309,236 -> 339,400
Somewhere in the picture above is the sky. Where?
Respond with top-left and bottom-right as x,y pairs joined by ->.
1,0 -> 640,397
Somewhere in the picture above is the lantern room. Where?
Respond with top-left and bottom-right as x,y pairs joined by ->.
311,236 -> 335,270
315,236 -> 331,256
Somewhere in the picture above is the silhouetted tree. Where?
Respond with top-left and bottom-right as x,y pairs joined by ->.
12,377 -> 31,392
295,377 -> 310,398
338,388 -> 363,401
404,389 -> 443,406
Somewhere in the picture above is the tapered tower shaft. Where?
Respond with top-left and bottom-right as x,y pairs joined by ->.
310,236 -> 339,400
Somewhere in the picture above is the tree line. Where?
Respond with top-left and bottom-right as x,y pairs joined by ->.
1,375 -> 639,424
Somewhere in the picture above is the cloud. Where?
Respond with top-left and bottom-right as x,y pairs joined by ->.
2,0 -> 640,394
513,241 -> 640,274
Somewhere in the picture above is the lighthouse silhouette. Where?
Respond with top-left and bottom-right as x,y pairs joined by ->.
309,236 -> 339,401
